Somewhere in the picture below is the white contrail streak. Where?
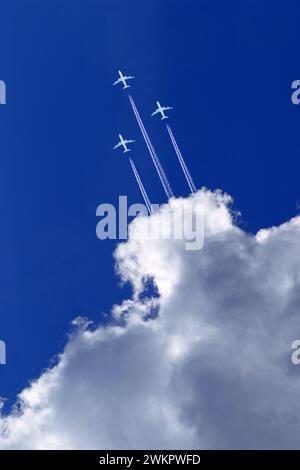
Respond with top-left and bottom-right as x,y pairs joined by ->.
129,157 -> 152,214
166,124 -> 196,193
128,95 -> 174,199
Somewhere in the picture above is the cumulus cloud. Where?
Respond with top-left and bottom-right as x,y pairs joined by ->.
1,189 -> 300,449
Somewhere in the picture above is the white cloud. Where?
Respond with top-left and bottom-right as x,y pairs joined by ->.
1,189 -> 300,449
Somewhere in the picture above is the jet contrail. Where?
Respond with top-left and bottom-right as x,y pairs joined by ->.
166,123 -> 196,193
129,157 -> 152,214
128,95 -> 174,199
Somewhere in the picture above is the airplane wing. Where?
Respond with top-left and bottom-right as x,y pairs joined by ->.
113,78 -> 122,86
151,109 -> 160,116
124,75 -> 135,80
162,106 -> 173,111
113,142 -> 122,149
124,139 -> 135,144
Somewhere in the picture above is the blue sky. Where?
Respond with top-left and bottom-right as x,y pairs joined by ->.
0,0 -> 299,406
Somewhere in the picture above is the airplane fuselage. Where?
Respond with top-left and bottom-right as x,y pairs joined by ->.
160,111 -> 168,120
156,102 -> 168,120
118,134 -> 131,153
119,71 -> 130,89
113,70 -> 134,90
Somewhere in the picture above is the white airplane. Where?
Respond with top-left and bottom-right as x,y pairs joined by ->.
113,134 -> 135,153
151,101 -> 173,120
113,70 -> 135,89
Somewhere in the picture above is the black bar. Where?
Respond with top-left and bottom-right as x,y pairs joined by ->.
0,450 -> 298,466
